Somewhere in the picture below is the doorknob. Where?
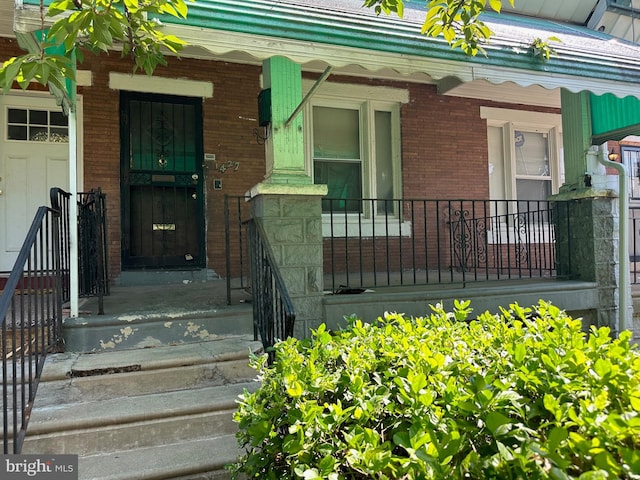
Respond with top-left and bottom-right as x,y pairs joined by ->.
0,189 -> 3,195
191,173 -> 199,185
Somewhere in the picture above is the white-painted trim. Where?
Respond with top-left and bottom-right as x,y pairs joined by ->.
109,72 -> 214,98
322,217 -> 412,238
446,80 -> 560,109
481,107 -> 562,127
166,25 -> 640,101
76,70 -> 92,87
302,80 -> 410,104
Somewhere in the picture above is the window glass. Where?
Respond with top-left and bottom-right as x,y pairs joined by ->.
310,98 -> 400,218
516,178 -> 551,202
315,161 -> 362,212
313,106 -> 360,159
375,110 -> 394,214
313,106 -> 362,212
514,131 -> 549,177
6,107 -> 68,142
624,147 -> 640,199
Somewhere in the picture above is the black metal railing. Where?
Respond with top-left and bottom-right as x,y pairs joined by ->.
224,195 -> 251,305
1,205 -> 66,454
324,198 -> 562,292
246,218 -> 295,362
78,189 -> 109,313
50,188 -> 71,304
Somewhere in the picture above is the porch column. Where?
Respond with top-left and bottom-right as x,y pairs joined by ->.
249,56 -> 327,338
261,56 -> 311,184
553,89 -> 631,336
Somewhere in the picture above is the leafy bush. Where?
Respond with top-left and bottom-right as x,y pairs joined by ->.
231,301 -> 640,479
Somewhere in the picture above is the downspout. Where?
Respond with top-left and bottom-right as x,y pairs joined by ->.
596,146 -> 631,334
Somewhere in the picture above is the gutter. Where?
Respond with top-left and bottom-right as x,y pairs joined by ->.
597,146 -> 632,335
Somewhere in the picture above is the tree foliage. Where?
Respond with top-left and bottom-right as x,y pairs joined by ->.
0,0 -> 190,108
363,0 -> 515,56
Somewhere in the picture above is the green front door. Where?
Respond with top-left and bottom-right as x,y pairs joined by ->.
120,92 -> 205,269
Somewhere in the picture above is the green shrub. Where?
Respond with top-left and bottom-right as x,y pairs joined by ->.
231,301 -> 640,479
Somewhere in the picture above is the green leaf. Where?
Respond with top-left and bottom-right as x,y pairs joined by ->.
547,426 -> 568,449
488,0 -> 502,13
485,411 -> 512,436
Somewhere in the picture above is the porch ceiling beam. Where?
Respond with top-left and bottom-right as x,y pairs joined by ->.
285,65 -> 332,127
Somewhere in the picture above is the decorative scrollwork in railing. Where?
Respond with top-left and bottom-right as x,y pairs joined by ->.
448,205 -> 488,273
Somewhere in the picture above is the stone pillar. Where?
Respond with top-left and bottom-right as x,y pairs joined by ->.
249,186 -> 326,337
553,194 -> 622,334
248,57 -> 327,337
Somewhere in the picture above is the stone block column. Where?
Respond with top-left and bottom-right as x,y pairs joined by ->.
249,185 -> 327,337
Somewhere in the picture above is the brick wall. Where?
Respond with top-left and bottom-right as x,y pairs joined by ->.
0,38 -> 561,283
77,53 -> 265,280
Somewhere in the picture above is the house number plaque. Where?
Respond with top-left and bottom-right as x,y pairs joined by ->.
152,223 -> 176,231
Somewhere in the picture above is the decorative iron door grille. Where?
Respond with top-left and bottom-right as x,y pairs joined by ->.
120,92 -> 205,269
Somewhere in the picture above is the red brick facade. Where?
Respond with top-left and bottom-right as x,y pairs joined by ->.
0,37 -> 561,284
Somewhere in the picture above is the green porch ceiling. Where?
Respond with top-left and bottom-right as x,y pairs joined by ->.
590,93 -> 640,144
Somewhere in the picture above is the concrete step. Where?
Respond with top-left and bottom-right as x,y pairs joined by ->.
23,337 -> 263,479
63,306 -> 254,352
23,382 -> 258,455
34,336 -> 261,404
77,435 -> 241,480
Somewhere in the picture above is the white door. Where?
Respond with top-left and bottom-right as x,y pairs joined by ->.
0,94 -> 69,272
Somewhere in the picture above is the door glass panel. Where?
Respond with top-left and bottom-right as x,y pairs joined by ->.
129,100 -> 196,172
6,107 -> 68,142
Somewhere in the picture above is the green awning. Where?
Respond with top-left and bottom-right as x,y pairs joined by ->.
591,93 -> 640,144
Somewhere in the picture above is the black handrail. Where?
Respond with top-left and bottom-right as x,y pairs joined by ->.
246,218 -> 295,362
50,188 -> 71,304
1,205 -> 65,453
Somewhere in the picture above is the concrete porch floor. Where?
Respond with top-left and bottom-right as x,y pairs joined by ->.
76,278 -> 252,317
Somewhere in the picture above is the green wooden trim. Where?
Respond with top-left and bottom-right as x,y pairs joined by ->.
561,90 -> 592,189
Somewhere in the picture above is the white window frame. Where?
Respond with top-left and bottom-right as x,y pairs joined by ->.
303,81 -> 408,237
481,107 -> 563,244
5,105 -> 70,144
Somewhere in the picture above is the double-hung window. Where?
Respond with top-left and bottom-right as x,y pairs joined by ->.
482,107 -> 563,242
304,82 -> 406,235
483,108 -> 562,202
